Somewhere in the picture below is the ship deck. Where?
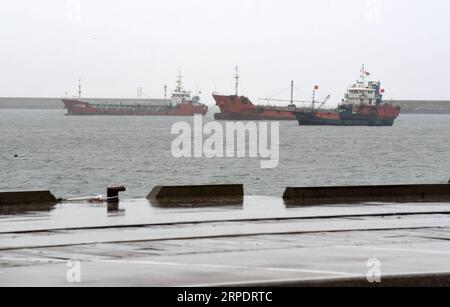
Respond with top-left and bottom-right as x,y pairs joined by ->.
1,196 -> 450,287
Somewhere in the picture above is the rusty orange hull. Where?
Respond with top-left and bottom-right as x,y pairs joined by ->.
213,94 -> 298,120
63,99 -> 208,116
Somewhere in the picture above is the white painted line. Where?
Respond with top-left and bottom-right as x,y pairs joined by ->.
262,267 -> 356,277
337,245 -> 450,256
99,259 -> 184,266
97,260 -> 355,277
0,257 -> 355,277
199,264 -> 249,270
185,275 -> 361,288
370,246 -> 450,256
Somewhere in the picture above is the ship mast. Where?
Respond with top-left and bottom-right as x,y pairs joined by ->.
176,71 -> 183,92
312,85 -> 317,112
78,77 -> 82,98
361,64 -> 366,87
234,66 -> 239,96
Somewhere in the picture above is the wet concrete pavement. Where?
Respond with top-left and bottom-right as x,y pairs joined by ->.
1,196 -> 450,286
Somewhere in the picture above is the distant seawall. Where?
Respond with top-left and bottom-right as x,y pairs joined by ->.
394,100 -> 450,114
0,97 -> 170,110
1,97 -> 450,114
0,97 -> 64,109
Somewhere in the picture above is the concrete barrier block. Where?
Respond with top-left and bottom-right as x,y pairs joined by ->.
283,184 -> 450,206
147,184 -> 244,206
0,190 -> 57,206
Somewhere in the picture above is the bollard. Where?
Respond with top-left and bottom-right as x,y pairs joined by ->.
107,186 -> 126,203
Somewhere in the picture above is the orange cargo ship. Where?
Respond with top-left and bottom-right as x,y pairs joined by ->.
63,74 -> 208,116
213,68 -> 305,120
293,66 -> 401,126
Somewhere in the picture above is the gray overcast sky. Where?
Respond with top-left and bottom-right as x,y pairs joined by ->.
1,0 -> 449,105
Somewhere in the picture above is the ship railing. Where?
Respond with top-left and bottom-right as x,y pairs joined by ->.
90,102 -> 172,108
258,105 -> 310,111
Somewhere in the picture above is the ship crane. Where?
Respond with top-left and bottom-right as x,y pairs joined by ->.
313,94 -> 331,111
310,85 -> 331,112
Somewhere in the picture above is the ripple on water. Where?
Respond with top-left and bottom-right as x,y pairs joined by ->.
0,110 -> 449,198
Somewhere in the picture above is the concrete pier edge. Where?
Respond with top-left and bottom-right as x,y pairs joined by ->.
1,195 -> 450,286
214,273 -> 450,288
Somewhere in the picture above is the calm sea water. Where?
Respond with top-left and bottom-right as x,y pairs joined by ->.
1,109 -> 449,199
